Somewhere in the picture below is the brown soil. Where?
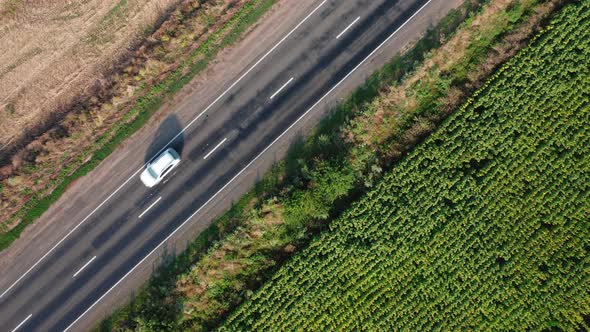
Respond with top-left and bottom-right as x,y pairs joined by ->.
0,0 -> 180,156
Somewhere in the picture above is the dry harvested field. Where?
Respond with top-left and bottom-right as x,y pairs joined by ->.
0,0 -> 274,248
0,0 -> 179,155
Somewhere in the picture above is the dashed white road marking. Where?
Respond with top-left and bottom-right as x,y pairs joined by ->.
270,77 -> 294,100
11,314 -> 32,332
138,196 -> 162,219
336,16 -> 360,39
73,256 -> 97,278
203,138 -> 228,160
64,1 -> 435,330
0,0 -> 329,300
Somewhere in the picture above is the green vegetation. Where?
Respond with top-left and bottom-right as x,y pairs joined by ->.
0,0 -> 276,251
221,2 -> 590,330
3,103 -> 15,116
279,0 -> 551,230
97,192 -> 256,331
104,0 -> 571,330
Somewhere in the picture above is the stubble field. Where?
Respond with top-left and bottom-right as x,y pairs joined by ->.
0,0 -> 178,155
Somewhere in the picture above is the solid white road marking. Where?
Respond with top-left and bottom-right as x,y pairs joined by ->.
72,256 -> 97,278
203,138 -> 228,160
63,1 -> 435,330
336,16 -> 361,39
138,197 -> 162,219
270,77 -> 294,100
0,0 -> 328,300
11,314 -> 32,332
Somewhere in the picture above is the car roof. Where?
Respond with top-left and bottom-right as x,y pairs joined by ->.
150,150 -> 175,176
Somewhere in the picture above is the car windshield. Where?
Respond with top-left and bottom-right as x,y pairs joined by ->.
148,167 -> 159,179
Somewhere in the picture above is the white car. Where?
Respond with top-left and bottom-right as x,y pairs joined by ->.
140,148 -> 181,187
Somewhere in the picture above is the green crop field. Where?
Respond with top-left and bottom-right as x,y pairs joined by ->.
220,2 -> 590,331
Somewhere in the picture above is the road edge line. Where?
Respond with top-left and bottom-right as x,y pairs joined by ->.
63,0 -> 435,330
0,0 -> 328,300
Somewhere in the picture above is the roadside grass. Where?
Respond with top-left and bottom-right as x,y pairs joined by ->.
103,0 -> 568,330
99,1 -> 501,330
98,160 -> 286,331
0,0 -> 276,251
97,191 -> 254,331
220,2 -> 590,328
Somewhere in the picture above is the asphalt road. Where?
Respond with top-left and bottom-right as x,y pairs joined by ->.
0,0 -> 443,330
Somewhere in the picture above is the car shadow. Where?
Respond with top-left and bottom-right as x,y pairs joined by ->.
144,114 -> 184,164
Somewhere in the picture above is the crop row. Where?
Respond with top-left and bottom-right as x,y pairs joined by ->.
220,2 -> 590,331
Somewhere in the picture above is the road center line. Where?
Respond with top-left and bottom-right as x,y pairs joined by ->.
336,16 -> 360,39
270,77 -> 294,100
64,1 -> 435,330
73,256 -> 97,278
203,138 -> 228,160
0,0 -> 328,300
11,314 -> 32,332
138,196 -> 162,219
